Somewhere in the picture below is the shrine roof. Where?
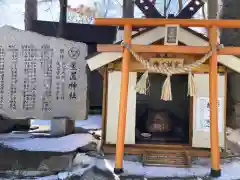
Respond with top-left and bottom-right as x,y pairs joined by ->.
87,27 -> 240,73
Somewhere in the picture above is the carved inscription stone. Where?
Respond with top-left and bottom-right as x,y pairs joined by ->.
0,26 -> 88,120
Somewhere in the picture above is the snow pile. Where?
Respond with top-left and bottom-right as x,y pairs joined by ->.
75,115 -> 102,130
226,127 -> 240,144
0,115 -> 102,152
31,115 -> 102,130
0,133 -> 96,152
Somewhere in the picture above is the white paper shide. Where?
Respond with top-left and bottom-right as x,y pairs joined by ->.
0,26 -> 88,120
196,97 -> 224,132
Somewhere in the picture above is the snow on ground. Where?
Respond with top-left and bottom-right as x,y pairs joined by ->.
35,153 -> 240,180
76,154 -> 240,179
0,133 -> 96,152
96,157 -> 238,179
0,124 -> 240,179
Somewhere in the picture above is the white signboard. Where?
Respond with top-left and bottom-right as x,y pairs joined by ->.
196,97 -> 224,132
0,26 -> 88,120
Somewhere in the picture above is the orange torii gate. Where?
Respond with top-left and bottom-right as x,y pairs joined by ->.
94,18 -> 240,177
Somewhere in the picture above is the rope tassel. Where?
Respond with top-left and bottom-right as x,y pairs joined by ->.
120,42 -> 219,101
135,71 -> 149,95
161,74 -> 172,101
188,71 -> 196,97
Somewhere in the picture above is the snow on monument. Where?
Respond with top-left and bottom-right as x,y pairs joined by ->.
0,26 -> 88,120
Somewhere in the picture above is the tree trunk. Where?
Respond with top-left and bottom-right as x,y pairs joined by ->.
220,0 -> 240,128
207,0 -> 218,19
57,0 -> 67,37
24,0 -> 37,30
122,0 -> 134,18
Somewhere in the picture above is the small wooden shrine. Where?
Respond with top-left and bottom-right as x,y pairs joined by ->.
87,18 -> 240,177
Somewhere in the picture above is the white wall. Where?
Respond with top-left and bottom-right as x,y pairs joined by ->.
105,71 -> 137,144
192,74 -> 226,149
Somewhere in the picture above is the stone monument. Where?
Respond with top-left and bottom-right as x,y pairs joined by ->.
0,26 -> 88,135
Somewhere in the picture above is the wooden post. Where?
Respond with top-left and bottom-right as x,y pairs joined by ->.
209,26 -> 221,177
114,24 -> 132,174
94,18 -> 240,28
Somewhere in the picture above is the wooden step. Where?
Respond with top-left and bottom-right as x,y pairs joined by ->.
103,144 -> 211,157
142,151 -> 191,167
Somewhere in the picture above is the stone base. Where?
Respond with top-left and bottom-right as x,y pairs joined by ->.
114,168 -> 124,174
0,118 -> 30,133
210,169 -> 221,178
50,119 -> 75,136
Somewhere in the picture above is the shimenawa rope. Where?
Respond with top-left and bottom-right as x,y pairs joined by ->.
121,42 -> 221,101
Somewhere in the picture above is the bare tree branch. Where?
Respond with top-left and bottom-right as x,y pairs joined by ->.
178,0 -> 183,12
164,0 -> 172,15
202,5 -> 207,19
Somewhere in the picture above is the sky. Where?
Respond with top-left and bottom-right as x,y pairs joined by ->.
0,0 -> 204,30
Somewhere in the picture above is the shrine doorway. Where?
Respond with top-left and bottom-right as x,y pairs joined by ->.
135,73 -> 191,145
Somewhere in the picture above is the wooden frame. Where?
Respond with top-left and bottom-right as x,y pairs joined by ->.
104,70 -> 195,147
100,66 -> 108,148
105,53 -> 226,149
97,44 -> 240,56
189,96 -> 193,146
102,144 -> 210,157
95,18 -> 240,28
94,18 -> 240,177
224,72 -> 228,151
101,69 -> 227,151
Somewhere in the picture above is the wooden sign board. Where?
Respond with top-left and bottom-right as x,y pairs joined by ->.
0,26 -> 88,120
164,24 -> 179,45
196,97 -> 224,133
150,58 -> 184,69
